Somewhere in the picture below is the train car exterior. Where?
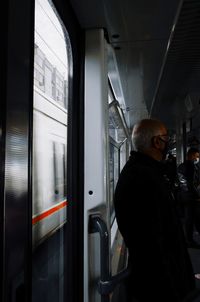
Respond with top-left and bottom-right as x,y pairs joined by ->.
33,37 -> 68,246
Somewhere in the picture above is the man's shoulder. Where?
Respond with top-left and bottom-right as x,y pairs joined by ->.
119,159 -> 140,180
119,158 -> 157,186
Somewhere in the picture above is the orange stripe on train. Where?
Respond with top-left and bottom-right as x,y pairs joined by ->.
32,200 -> 68,225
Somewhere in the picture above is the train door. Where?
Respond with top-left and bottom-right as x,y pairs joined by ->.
1,0 -> 35,300
84,29 -> 130,302
1,0 -> 83,301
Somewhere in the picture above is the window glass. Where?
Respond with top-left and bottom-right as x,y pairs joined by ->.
32,0 -> 72,301
109,143 -> 119,222
108,93 -> 129,224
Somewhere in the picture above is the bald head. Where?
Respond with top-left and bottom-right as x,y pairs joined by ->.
132,118 -> 168,160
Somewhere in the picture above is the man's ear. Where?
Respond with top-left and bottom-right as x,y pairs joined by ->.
152,136 -> 160,149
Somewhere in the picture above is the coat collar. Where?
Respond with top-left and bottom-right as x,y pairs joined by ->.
130,150 -> 166,172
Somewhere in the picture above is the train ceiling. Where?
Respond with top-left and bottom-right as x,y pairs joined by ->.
69,0 -> 200,131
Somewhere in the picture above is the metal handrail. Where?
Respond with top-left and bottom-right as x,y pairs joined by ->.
89,215 -> 131,301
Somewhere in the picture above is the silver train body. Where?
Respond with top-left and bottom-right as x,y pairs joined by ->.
32,39 -> 68,246
32,86 -> 67,246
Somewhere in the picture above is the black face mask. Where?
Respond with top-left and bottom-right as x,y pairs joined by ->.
162,141 -> 169,160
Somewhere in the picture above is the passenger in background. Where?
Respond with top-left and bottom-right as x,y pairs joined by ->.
177,147 -> 200,247
164,153 -> 183,219
114,118 -> 196,302
165,152 -> 179,197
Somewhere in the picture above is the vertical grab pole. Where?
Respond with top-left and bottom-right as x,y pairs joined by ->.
89,215 -> 110,302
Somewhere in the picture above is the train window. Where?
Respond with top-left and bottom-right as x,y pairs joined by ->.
109,101 -> 129,143
32,0 -> 72,301
53,141 -> 66,201
108,96 -> 130,224
109,141 -> 120,223
120,140 -> 127,171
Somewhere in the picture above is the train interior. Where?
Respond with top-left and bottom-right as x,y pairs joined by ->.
2,0 -> 200,301
71,0 -> 200,297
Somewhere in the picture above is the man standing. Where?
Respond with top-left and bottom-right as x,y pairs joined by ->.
114,119 -> 196,302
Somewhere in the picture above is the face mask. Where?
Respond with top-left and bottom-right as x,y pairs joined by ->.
194,158 -> 199,165
162,142 -> 169,160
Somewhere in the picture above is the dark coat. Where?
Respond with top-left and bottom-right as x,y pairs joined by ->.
114,151 -> 195,302
177,160 -> 200,200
